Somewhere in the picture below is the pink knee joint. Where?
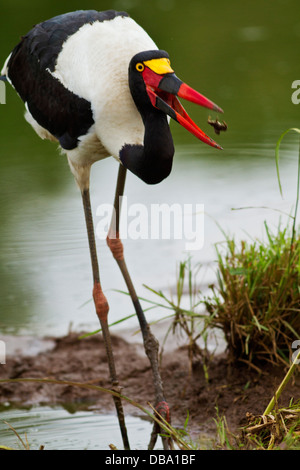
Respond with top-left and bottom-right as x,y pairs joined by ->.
106,231 -> 124,261
93,282 -> 109,322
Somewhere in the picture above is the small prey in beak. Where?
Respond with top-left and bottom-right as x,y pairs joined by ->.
207,116 -> 228,135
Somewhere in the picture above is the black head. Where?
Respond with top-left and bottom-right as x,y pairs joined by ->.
128,50 -> 171,118
120,49 -> 224,185
128,49 -> 223,148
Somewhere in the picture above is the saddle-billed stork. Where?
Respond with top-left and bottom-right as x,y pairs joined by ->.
1,10 -> 223,450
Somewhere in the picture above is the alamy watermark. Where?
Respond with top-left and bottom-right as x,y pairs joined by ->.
292,340 -> 300,364
0,340 -> 6,364
95,197 -> 204,251
0,81 -> 6,104
291,80 -> 300,104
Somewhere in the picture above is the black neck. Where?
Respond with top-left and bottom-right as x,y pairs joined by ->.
119,109 -> 175,185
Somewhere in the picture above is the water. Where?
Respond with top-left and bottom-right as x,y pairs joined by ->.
0,406 -> 153,450
0,0 -> 300,448
0,138 -> 298,336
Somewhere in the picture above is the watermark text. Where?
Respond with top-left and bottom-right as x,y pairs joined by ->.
0,340 -> 6,364
291,80 -> 300,104
0,81 -> 6,104
96,197 -> 204,251
292,340 -> 300,364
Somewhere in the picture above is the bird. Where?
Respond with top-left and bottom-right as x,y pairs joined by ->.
1,9 -> 223,450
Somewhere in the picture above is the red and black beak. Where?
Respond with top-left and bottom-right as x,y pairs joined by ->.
141,58 -> 223,150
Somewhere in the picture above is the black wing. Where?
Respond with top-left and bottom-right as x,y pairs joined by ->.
5,10 -> 129,150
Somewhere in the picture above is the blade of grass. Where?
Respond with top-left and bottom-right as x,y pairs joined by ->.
263,347 -> 300,416
275,127 -> 300,245
3,421 -> 29,450
275,127 -> 300,197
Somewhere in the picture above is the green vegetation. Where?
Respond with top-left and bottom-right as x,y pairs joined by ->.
142,257 -> 212,377
143,221 -> 300,368
205,222 -> 300,366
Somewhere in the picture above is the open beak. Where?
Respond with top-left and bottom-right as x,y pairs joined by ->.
142,58 -> 223,150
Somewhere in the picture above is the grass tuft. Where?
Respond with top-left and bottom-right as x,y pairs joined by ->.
204,222 -> 300,365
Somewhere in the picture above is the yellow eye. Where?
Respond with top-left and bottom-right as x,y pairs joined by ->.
136,63 -> 145,72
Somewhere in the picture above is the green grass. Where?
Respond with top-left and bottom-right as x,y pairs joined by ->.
141,257 -> 215,378
140,219 -> 300,369
204,222 -> 300,366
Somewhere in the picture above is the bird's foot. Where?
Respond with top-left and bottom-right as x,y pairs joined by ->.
155,400 -> 170,423
148,401 -> 172,450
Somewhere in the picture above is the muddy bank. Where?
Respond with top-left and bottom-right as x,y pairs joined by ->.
0,331 -> 299,439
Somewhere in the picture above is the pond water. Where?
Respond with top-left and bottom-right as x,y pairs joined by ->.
0,138 -> 298,337
0,405 -> 154,450
0,0 -> 299,450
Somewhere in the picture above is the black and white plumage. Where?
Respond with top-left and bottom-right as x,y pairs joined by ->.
1,10 -> 224,449
1,9 -> 223,188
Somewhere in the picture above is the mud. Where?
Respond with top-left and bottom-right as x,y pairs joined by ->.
0,331 -> 299,441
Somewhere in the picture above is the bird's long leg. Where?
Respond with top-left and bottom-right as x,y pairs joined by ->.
81,187 -> 130,450
106,164 -> 171,450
